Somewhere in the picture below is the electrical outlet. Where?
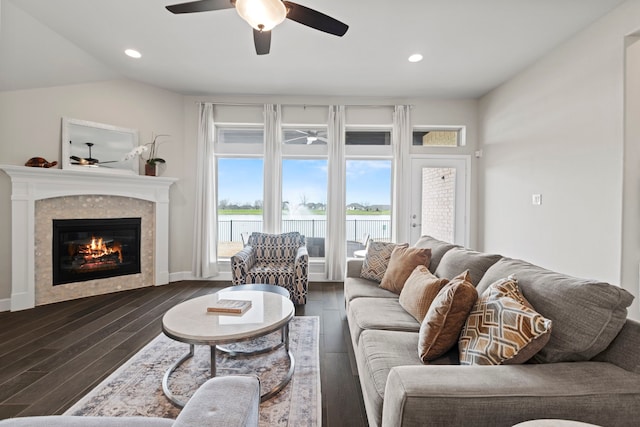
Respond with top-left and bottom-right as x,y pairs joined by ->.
532,194 -> 542,205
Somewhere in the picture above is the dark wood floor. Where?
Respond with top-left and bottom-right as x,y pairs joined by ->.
0,281 -> 368,427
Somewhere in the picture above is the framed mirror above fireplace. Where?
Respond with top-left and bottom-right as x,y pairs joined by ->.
61,117 -> 139,175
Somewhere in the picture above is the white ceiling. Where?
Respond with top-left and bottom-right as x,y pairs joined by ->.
0,0 -> 627,98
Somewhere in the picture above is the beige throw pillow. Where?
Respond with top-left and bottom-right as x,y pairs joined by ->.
361,241 -> 408,283
458,276 -> 553,365
418,271 -> 478,362
399,265 -> 449,322
380,246 -> 432,294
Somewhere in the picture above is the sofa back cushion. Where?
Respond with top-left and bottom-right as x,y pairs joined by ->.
413,235 -> 459,273
248,232 -> 304,263
434,247 -> 502,286
477,258 -> 635,363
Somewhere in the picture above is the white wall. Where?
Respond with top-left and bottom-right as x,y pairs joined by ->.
622,36 -> 640,319
0,79 -> 187,302
478,0 -> 640,319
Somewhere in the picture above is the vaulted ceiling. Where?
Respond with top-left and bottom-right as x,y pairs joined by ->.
0,0 -> 627,97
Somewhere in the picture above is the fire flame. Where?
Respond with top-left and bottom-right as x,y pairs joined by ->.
80,236 -> 123,263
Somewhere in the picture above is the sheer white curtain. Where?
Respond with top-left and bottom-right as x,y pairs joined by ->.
392,105 -> 411,243
326,105 -> 346,279
192,103 -> 218,278
262,104 -> 282,233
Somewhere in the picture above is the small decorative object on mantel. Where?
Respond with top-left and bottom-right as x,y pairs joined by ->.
25,157 -> 58,168
144,134 -> 169,176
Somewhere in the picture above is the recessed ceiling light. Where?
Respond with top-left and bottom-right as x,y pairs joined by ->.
408,53 -> 423,63
125,49 -> 142,59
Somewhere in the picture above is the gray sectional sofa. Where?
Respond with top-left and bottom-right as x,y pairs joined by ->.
345,235 -> 640,427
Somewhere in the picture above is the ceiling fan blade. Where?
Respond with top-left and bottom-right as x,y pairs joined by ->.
317,136 -> 329,143
166,0 -> 234,14
284,136 -> 308,143
253,29 -> 271,55
283,1 -> 348,37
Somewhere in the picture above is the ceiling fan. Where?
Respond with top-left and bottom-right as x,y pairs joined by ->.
284,130 -> 328,144
165,0 -> 349,55
69,142 -> 119,167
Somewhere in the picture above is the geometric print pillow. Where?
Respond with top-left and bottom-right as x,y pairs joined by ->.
458,276 -> 553,365
361,241 -> 409,283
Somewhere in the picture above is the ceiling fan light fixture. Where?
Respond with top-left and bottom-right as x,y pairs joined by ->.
235,0 -> 287,31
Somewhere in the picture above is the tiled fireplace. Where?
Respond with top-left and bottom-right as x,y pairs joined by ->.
0,165 -> 177,311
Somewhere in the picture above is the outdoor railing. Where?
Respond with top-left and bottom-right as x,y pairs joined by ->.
218,218 -> 391,243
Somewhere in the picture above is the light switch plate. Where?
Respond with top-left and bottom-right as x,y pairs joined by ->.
532,194 -> 542,205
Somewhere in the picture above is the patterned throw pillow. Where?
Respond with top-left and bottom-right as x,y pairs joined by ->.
399,265 -> 449,322
361,241 -> 408,283
380,246 -> 432,294
458,276 -> 552,365
418,270 -> 478,362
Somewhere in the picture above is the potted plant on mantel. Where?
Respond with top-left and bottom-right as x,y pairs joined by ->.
144,134 -> 169,176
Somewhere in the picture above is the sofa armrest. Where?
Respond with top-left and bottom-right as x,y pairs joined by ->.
174,376 -> 260,427
382,363 -> 640,427
346,258 -> 364,278
230,246 -> 257,285
592,318 -> 640,374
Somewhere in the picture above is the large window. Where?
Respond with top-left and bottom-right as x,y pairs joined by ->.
282,159 -> 328,258
217,158 -> 264,258
346,159 -> 392,255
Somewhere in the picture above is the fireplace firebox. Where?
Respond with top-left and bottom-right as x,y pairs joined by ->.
52,218 -> 142,285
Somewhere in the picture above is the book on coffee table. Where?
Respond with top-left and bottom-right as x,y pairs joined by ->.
207,299 -> 252,314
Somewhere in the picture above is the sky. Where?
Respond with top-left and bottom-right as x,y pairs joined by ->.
218,158 -> 392,207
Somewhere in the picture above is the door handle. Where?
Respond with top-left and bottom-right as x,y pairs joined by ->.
412,223 -> 421,228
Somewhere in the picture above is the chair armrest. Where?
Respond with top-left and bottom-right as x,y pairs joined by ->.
230,246 -> 257,285
174,376 -> 260,427
295,245 -> 309,266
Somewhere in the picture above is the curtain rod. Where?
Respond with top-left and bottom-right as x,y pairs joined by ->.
194,101 -> 412,108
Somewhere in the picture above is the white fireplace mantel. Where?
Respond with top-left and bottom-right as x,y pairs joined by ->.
0,164 -> 177,311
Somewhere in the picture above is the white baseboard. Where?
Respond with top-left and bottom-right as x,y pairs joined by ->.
0,298 -> 11,312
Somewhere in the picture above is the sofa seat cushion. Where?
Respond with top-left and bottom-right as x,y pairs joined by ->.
477,258 -> 635,363
347,297 -> 419,346
382,362 -> 640,427
434,247 -> 502,286
345,277 -> 398,305
413,235 -> 460,273
355,329 -> 458,427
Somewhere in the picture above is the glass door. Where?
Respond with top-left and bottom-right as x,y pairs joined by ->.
410,157 -> 469,246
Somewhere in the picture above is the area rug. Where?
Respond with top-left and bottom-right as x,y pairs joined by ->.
65,316 -> 320,426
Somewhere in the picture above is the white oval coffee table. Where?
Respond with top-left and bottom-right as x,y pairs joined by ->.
161,289 -> 295,407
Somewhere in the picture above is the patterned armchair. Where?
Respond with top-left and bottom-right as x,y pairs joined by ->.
231,232 -> 309,305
